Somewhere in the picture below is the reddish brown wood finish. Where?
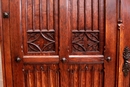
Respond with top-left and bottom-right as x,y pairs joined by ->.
117,0 -> 130,87
1,0 -> 124,87
1,0 -> 13,87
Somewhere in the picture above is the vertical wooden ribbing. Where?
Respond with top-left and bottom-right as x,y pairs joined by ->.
99,0 -> 105,54
99,0 -> 104,30
56,71 -> 59,87
91,0 -> 93,31
70,0 -> 73,30
47,66 -> 51,87
86,68 -> 91,87
97,0 -> 100,30
69,70 -> 74,87
28,70 -> 35,87
93,67 -> 99,87
36,71 -> 42,87
86,0 -> 91,30
24,71 -> 28,87
26,0 -> 28,31
27,0 -> 34,30
93,0 -> 98,30
73,65 -> 78,87
27,71 -> 30,87
81,71 -> 86,87
32,0 -> 35,31
53,0 -> 56,30
24,0 -> 28,53
42,0 -> 47,29
34,66 -> 37,87
69,65 -> 73,87
54,0 -> 56,31
49,0 -> 54,30
78,66 -> 81,87
99,69 -> 103,87
50,70 -> 53,87
78,0 -> 84,30
77,0 -> 79,30
91,66 -> 94,87
54,0 -> 58,54
41,71 -> 47,87
84,0 -> 87,30
40,0 -> 43,31
47,0 -> 50,30
71,0 -> 78,30
34,0 -> 40,30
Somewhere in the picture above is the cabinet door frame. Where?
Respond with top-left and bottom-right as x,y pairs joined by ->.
1,0 -> 13,87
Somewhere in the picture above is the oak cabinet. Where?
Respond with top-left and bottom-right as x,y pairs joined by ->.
1,0 -> 130,87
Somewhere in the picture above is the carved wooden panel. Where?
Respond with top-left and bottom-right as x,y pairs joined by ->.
23,64 -> 59,87
22,0 -> 59,54
68,0 -> 105,54
72,32 -> 99,52
68,64 -> 104,87
27,32 -> 55,52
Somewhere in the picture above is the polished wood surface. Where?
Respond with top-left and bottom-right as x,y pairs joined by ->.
1,0 -> 130,87
117,0 -> 130,87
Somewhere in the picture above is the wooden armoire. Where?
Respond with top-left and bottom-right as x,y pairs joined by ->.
1,0 -> 130,87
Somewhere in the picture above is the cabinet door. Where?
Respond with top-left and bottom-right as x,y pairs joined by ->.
61,0 -> 117,87
8,0 -> 117,87
10,0 -> 60,87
